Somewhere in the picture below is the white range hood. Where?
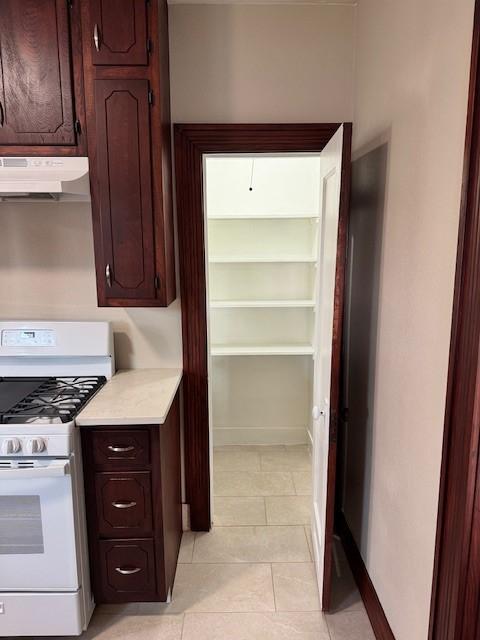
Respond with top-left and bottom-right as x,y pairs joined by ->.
0,157 -> 90,202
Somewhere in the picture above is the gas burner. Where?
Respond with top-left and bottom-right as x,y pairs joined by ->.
0,376 -> 106,424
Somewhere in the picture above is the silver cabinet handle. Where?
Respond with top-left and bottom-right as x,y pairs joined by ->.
105,263 -> 112,287
112,500 -> 137,509
93,23 -> 101,51
107,445 -> 135,453
0,101 -> 4,127
115,566 -> 141,575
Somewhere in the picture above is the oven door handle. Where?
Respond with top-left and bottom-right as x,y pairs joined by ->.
0,461 -> 70,479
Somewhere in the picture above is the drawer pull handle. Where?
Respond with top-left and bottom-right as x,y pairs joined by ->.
93,23 -> 101,51
105,263 -> 112,287
115,566 -> 141,575
107,445 -> 135,453
112,500 -> 137,509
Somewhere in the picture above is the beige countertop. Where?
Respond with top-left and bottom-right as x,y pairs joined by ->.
76,368 -> 182,426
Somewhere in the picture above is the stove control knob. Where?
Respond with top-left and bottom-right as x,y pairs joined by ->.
25,438 -> 46,455
1,438 -> 21,455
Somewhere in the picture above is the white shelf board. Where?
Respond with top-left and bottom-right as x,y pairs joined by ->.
209,255 -> 317,264
208,213 -> 319,220
210,299 -> 315,308
211,344 -> 314,356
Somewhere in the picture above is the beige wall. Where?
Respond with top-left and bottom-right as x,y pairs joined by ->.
169,4 -> 356,122
0,4 -> 356,368
345,1 -> 475,639
0,203 -> 182,369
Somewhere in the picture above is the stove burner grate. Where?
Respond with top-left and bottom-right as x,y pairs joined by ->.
0,376 -> 106,424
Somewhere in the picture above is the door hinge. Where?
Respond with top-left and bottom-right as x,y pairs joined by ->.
147,38 -> 153,54
154,275 -> 160,289
148,89 -> 154,105
74,119 -> 82,135
329,410 -> 338,443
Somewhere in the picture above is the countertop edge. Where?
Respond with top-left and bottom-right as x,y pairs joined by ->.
76,370 -> 182,427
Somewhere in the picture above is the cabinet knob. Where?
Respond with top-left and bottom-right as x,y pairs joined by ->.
105,264 -> 112,287
93,24 -> 101,52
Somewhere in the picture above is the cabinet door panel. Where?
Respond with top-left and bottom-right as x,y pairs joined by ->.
0,0 -> 76,146
94,79 -> 156,300
89,0 -> 148,66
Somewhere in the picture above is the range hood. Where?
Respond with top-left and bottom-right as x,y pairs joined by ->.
0,157 -> 90,202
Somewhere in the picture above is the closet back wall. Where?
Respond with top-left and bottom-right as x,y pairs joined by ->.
0,4 -> 355,367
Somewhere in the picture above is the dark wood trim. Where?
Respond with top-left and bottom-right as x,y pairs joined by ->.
174,123 -> 344,533
429,2 -> 480,638
337,511 -> 395,640
322,123 -> 352,611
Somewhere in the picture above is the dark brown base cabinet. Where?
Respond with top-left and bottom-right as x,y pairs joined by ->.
81,394 -> 182,603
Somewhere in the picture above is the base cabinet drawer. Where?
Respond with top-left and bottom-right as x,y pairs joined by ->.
95,472 -> 153,537
99,539 -> 157,601
92,429 -> 150,469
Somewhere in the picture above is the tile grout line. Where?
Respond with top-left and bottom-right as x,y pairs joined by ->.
180,612 -> 186,640
303,524 -> 313,562
190,531 -> 197,563
269,562 -> 278,612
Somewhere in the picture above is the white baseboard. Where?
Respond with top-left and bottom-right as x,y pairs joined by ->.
213,427 -> 309,446
182,503 -> 191,531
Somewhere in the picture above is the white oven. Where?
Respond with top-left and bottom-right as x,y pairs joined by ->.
0,457 -> 78,592
0,321 -> 114,637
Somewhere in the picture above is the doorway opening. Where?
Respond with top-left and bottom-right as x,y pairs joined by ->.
175,123 -> 351,611
203,152 -> 319,602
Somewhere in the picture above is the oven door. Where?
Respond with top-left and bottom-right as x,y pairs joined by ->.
0,459 -> 79,591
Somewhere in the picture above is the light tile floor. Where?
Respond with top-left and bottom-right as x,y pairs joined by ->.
40,445 -> 375,640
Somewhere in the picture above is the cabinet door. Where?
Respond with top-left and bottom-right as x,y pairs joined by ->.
89,0 -> 148,66
0,0 -> 76,146
94,79 -> 156,301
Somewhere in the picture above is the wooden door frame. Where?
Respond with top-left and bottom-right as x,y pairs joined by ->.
429,1 -> 480,637
174,124 -> 351,588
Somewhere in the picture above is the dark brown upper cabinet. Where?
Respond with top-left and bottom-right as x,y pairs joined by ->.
81,0 -> 176,307
0,0 -> 86,156
88,0 -> 149,66
95,79 -> 156,301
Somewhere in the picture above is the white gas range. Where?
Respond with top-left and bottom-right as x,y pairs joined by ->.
0,321 -> 114,637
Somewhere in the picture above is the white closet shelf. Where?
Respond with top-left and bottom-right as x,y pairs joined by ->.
208,213 -> 319,220
210,299 -> 315,308
211,344 -> 314,356
209,255 -> 316,264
